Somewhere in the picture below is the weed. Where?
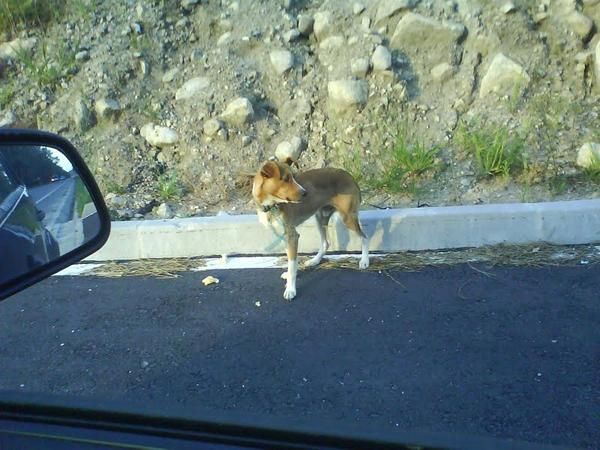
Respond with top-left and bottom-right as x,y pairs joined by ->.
0,80 -> 16,109
14,39 -> 78,90
456,121 -> 524,178
338,145 -> 369,186
104,181 -> 127,195
582,154 -> 600,184
0,0 -> 64,36
69,0 -> 93,21
157,171 -> 184,201
377,127 -> 440,193
548,175 -> 569,196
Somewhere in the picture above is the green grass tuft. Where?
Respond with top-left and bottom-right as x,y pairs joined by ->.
157,171 -> 184,201
456,121 -> 525,178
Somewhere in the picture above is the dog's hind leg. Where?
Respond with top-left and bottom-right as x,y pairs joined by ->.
304,207 -> 333,267
340,212 -> 369,270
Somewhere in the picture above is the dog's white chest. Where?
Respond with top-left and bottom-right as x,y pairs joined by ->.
257,209 -> 285,236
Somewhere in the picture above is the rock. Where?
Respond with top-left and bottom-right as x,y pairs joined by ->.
351,58 -> 371,78
431,62 -> 455,82
313,11 -> 333,41
162,68 -> 180,83
375,0 -> 418,23
203,118 -> 224,137
0,111 -> 16,128
501,1 -> 517,14
275,136 -> 306,161
576,142 -> 600,168
140,123 -> 179,147
75,50 -> 90,61
595,40 -> 600,93
220,97 -> 254,126
371,45 -> 392,71
175,77 -> 210,100
319,35 -> 344,51
298,15 -> 314,36
217,128 -> 228,141
564,12 -> 594,41
270,49 -> 294,75
353,2 -> 366,15
95,98 -> 121,121
479,53 -> 530,98
105,193 -> 126,207
328,79 -> 369,115
280,96 -> 312,124
283,29 -> 301,43
181,0 -> 200,10
156,202 -> 174,219
71,98 -> 96,132
390,13 -> 466,71
217,32 -> 232,46
0,37 -> 37,61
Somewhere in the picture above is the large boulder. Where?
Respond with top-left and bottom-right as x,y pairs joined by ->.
328,79 -> 369,116
576,142 -> 600,168
220,97 -> 255,126
270,50 -> 294,75
390,13 -> 466,74
375,0 -> 418,23
595,40 -> 600,93
175,77 -> 211,101
479,53 -> 530,98
140,123 -> 179,147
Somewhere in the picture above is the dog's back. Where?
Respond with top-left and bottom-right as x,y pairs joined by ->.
279,168 -> 363,231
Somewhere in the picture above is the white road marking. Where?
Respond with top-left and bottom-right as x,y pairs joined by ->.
54,263 -> 104,276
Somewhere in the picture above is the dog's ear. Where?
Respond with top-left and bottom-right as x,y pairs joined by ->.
284,156 -> 299,169
260,161 -> 279,179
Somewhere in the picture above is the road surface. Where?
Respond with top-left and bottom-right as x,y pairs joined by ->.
0,263 -> 598,448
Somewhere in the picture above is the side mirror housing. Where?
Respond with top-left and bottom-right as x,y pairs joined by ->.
0,129 -> 111,301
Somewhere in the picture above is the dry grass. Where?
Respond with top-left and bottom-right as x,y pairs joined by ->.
87,244 -> 599,279
90,258 -> 205,279
317,244 -> 599,272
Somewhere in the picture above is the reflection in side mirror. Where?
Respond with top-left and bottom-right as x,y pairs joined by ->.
0,131 -> 110,300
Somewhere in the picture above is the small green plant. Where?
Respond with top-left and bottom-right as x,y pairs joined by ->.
548,175 -> 569,196
104,181 -> 127,195
582,154 -> 600,184
0,80 -> 16,109
69,0 -> 93,21
14,39 -> 78,90
157,171 -> 184,201
377,128 -> 440,193
339,146 -> 368,186
456,121 -> 524,178
0,0 -> 63,35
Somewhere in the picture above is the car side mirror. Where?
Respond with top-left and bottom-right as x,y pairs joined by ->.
0,129 -> 110,301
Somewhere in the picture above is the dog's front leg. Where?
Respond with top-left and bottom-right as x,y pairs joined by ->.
283,227 -> 299,300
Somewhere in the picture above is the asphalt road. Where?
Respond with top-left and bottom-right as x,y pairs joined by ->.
29,177 -> 85,254
0,263 -> 598,448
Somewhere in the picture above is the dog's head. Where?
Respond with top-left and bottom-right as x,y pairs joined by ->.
252,158 -> 306,207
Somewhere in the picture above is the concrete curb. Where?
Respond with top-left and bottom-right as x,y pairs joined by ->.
86,199 -> 600,261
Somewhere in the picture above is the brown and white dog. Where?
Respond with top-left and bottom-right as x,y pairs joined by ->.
252,158 -> 369,300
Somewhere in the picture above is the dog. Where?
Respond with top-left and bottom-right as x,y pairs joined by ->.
252,158 -> 369,300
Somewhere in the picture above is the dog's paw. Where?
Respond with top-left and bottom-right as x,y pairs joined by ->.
359,256 -> 369,270
283,287 -> 296,300
304,256 -> 322,267
280,271 -> 289,280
